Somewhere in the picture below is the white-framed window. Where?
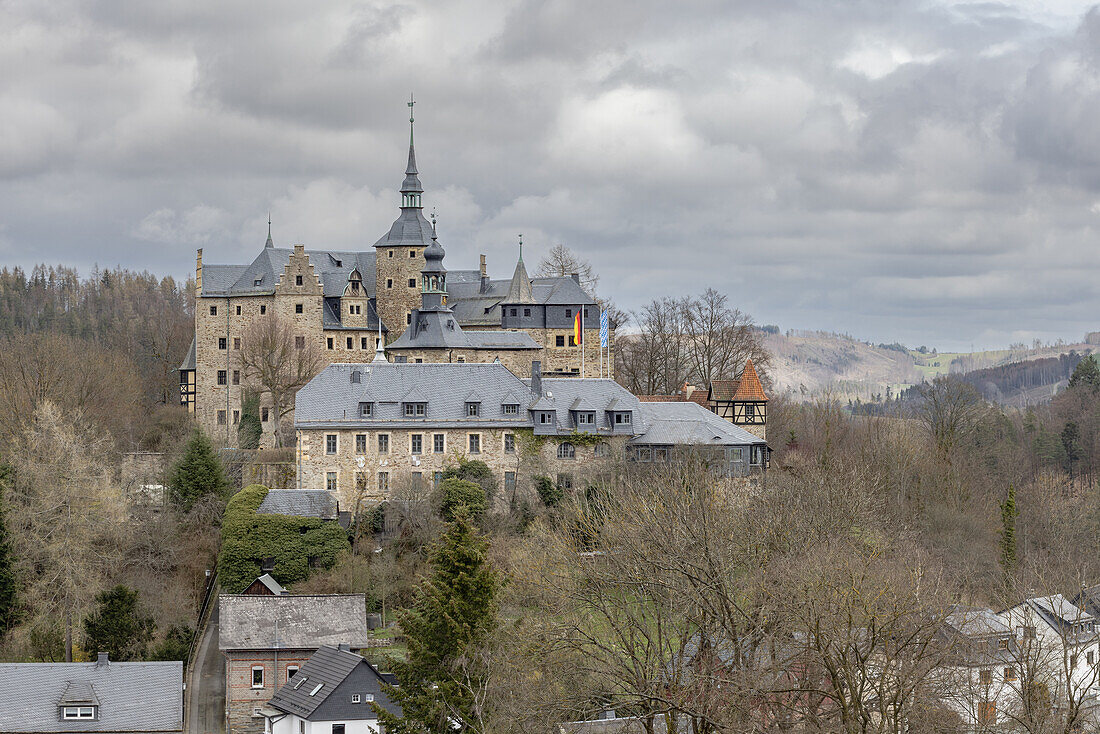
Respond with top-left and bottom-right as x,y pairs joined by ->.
252,665 -> 265,688
466,402 -> 481,417
326,472 -> 337,491
326,434 -> 338,454
614,411 -> 631,425
359,402 -> 373,418
404,402 -> 426,417
502,403 -> 519,415
356,434 -> 367,454
378,434 -> 390,453
433,433 -> 445,453
539,412 -> 553,424
61,707 -> 96,720
577,412 -> 594,425
352,693 -> 361,703
468,434 -> 481,454
411,434 -> 423,454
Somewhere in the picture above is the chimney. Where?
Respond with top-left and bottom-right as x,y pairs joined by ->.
196,248 -> 203,291
338,643 -> 351,652
479,254 -> 487,277
570,272 -> 580,285
531,361 -> 542,397
479,254 -> 489,294
96,652 -> 109,668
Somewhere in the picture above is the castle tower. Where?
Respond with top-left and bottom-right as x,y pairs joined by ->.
374,97 -> 433,340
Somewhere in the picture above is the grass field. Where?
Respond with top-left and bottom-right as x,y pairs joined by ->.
909,349 -> 1015,379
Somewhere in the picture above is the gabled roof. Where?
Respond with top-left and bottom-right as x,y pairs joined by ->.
503,253 -> 534,304
387,309 -> 539,351
219,594 -> 369,651
252,573 -> 288,596
630,402 -> 766,447
200,248 -> 377,299
0,660 -> 182,733
731,359 -> 768,401
267,646 -> 401,722
943,607 -> 1011,638
256,489 -> 339,520
178,336 -> 196,371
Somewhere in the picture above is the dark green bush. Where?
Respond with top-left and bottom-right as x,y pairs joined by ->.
217,485 -> 349,593
440,478 -> 486,521
534,475 -> 563,508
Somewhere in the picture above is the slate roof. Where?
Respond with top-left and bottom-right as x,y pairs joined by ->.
253,573 -> 288,596
296,362 -> 534,429
257,489 -> 339,520
0,660 -> 183,733
447,272 -> 597,326
632,402 -> 766,447
200,248 -> 377,299
503,254 -> 534,304
322,297 -> 385,332
522,378 -> 647,435
943,607 -> 1011,638
178,336 -> 196,371
219,594 -> 369,651
267,646 -> 400,722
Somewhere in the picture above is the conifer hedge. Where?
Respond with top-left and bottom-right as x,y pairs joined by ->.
217,484 -> 349,593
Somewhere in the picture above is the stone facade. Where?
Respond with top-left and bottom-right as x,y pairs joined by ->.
298,424 -> 627,512
385,346 -> 539,377
225,649 -> 314,734
374,245 -> 423,341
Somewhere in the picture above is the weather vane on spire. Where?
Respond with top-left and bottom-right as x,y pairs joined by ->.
408,93 -> 415,145
518,234 -> 523,262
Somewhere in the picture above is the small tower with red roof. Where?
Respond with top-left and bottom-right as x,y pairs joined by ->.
707,358 -> 768,440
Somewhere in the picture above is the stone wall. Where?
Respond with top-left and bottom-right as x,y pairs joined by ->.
528,327 -> 612,378
375,245 -> 423,343
386,346 -> 540,377
225,650 -> 314,734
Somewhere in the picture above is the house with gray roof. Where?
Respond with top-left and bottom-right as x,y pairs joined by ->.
261,645 -> 400,734
218,594 -> 369,734
294,360 -> 769,511
0,654 -> 182,733
257,489 -> 339,521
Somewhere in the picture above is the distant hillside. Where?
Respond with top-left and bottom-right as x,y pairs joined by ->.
765,329 -> 1096,405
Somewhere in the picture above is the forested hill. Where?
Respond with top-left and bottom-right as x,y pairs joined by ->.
956,352 -> 1088,407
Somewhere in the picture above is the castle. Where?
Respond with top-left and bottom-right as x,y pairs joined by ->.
179,113 -> 611,447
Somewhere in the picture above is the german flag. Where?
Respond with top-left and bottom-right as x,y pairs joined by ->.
574,309 -> 582,347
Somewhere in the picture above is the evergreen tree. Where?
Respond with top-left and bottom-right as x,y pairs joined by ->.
1000,485 -> 1019,574
1061,421 -> 1082,475
82,585 -> 156,661
375,513 -> 501,733
167,428 -> 232,512
1068,355 -> 1100,391
439,478 -> 486,522
0,464 -> 17,635
237,391 -> 263,450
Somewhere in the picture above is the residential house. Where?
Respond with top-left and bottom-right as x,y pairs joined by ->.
0,653 -> 182,733
219,593 -> 369,734
261,645 -> 400,734
933,606 -> 1020,729
636,358 -> 769,441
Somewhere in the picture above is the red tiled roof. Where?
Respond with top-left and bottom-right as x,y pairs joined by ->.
708,379 -> 741,401
731,358 -> 768,401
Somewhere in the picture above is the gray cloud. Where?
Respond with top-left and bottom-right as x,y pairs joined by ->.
2,0 -> 1100,350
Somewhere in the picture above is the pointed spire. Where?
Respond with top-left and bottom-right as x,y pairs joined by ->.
265,214 -> 273,248
504,235 -> 534,304
401,94 -> 423,201
732,358 -> 768,401
373,309 -> 387,363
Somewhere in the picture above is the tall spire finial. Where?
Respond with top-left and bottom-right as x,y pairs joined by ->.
518,234 -> 523,263
430,208 -> 437,237
373,307 -> 387,363
265,213 -> 273,248
408,93 -> 415,146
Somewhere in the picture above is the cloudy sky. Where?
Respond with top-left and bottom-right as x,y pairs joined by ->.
4,0 -> 1100,350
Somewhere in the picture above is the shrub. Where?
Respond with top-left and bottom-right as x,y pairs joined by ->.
237,391 -> 263,450
148,625 -> 192,662
217,484 -> 350,593
168,428 -> 232,512
534,475 -> 563,508
443,458 -> 496,494
82,585 -> 156,661
440,478 -> 486,521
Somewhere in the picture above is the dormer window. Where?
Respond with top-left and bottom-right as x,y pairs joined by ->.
254,277 -> 263,286
613,411 -> 632,425
359,402 -> 373,418
576,412 -> 595,426
61,707 -> 96,720
404,402 -> 426,417
539,412 -> 554,425
466,402 -> 481,417
502,404 -> 519,415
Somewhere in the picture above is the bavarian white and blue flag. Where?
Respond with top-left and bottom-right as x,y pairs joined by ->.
599,309 -> 609,347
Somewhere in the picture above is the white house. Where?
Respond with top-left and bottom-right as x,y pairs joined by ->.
262,645 -> 400,734
934,606 -> 1020,729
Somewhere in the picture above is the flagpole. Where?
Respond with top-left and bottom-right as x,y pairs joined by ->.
580,305 -> 584,379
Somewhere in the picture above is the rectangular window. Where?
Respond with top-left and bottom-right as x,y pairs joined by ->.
979,669 -> 992,685
584,308 -> 589,317
977,701 -> 995,725
326,434 -> 338,454
218,337 -> 227,350
217,410 -> 227,425
378,472 -> 389,492
287,665 -> 299,681
456,357 -> 464,363
468,434 -> 480,454
409,249 -> 417,258
387,278 -> 393,288
326,471 -> 337,491
1090,651 -> 1096,665
260,304 -> 266,315
260,407 -> 270,422
232,370 -> 240,385
555,335 -> 565,347
577,412 -> 594,425
746,403 -> 756,419
434,433 -> 445,453
347,337 -> 354,349
557,473 -> 573,490
565,308 -> 572,318
408,278 -> 416,288
412,471 -> 422,487
524,308 -> 531,317
502,403 -> 519,415
361,337 -> 369,350
404,403 -> 426,417
359,402 -> 373,418
295,335 -> 305,349
378,434 -> 389,453
466,402 -> 481,417
504,434 -> 515,454
615,412 -> 632,425
997,638 -> 1009,650
232,410 -> 240,425
217,370 -> 227,385
62,706 -> 96,720
327,337 -> 334,350
295,303 -> 303,313
510,308 -> 517,316
411,434 -> 423,454
434,471 -> 443,488
296,275 -> 303,286
236,305 -> 241,316
540,412 -> 553,424
333,725 -> 346,734
234,337 -> 241,350
568,335 -> 576,347
1005,667 -> 1017,681
252,666 -> 264,688
356,434 -> 367,454
505,471 -> 516,493
210,305 -> 218,316
355,472 -> 367,491
352,694 -> 361,703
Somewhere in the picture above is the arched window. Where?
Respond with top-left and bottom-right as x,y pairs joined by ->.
557,442 -> 576,460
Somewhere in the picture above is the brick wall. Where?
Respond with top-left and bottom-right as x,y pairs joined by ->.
225,650 -> 314,734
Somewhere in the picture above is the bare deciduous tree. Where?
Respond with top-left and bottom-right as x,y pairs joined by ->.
915,376 -> 985,458
682,288 -> 771,388
536,244 -> 599,296
615,297 -> 691,395
237,316 -> 324,447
